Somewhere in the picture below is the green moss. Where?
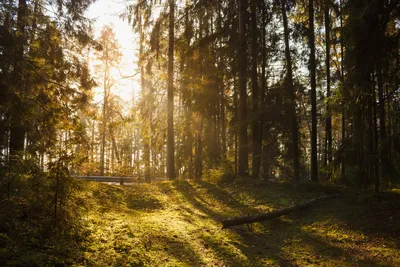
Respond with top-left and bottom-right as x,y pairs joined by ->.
2,179 -> 399,266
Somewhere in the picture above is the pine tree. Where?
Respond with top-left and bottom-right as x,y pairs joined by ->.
167,0 -> 176,179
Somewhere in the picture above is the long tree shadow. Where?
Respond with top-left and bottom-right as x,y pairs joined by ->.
165,180 -> 262,221
208,220 -> 290,266
159,180 -> 399,266
299,228 -> 386,267
304,190 -> 400,244
125,190 -> 163,211
226,180 -> 400,249
199,181 -> 396,266
159,180 -> 289,266
225,179 -> 342,206
220,216 -> 387,267
142,233 -> 205,266
296,192 -> 398,266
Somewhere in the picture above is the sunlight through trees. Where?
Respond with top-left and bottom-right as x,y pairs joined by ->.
0,0 -> 400,265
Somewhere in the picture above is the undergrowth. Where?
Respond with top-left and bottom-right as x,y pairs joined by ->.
1,176 -> 400,266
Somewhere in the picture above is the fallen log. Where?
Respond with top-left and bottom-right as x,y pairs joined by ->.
221,194 -> 337,229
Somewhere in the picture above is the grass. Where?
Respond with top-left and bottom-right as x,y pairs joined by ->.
66,179 -> 400,267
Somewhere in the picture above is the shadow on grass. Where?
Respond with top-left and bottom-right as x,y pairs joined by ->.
125,191 -> 163,211
205,225 -> 291,266
303,189 -> 400,242
165,180 -> 262,221
226,179 -> 337,206
172,179 -> 397,266
91,184 -> 126,210
160,180 -> 290,266
144,234 -> 204,266
299,227 -> 386,267
92,179 -> 399,266
221,217 -> 387,267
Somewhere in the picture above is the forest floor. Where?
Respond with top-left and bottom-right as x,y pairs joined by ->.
2,178 -> 400,266
68,178 -> 400,267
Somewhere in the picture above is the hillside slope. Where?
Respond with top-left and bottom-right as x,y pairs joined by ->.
1,179 -> 399,266
74,180 -> 400,266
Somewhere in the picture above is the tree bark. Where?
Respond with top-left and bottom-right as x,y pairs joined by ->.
367,75 -> 375,186
324,3 -> 332,171
373,74 -> 380,192
167,0 -> 176,179
139,11 -> 151,182
377,62 -> 387,189
217,0 -> 226,161
233,72 -> 238,175
340,0 -> 346,179
251,0 -> 261,179
100,72 -> 108,176
309,0 -> 318,182
260,1 -> 267,179
281,0 -> 300,181
195,120 -> 203,179
238,0 -> 249,176
184,0 -> 193,177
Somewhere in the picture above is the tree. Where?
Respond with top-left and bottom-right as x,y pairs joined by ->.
281,0 -> 300,181
0,0 -> 96,232
9,0 -> 27,156
238,0 -> 249,176
251,0 -> 261,178
308,0 -> 318,182
340,0 -> 346,179
114,0 -> 400,187
324,0 -> 332,172
167,0 -> 176,179
94,26 -> 122,176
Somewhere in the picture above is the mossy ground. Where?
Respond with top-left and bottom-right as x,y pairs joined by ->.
68,179 -> 400,266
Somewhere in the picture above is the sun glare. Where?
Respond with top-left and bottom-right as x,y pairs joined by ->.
86,0 -> 140,104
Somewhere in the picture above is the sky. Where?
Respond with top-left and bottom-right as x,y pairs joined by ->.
86,0 -> 140,104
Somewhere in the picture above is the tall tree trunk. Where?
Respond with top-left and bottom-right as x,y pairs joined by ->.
377,67 -> 385,138
100,79 -> 108,176
135,130 -> 140,176
309,0 -> 318,182
281,0 -> 300,181
139,12 -> 151,182
184,0 -> 193,177
238,0 -> 249,176
354,90 -> 365,187
217,1 -> 227,161
0,9 -> 11,155
340,0 -> 346,179
367,75 -> 375,187
260,1 -> 267,179
220,86 -> 226,160
251,0 -> 261,178
9,0 -> 28,156
167,0 -> 176,179
233,72 -> 238,175
195,119 -> 203,179
90,122 -> 95,167
386,84 -> 392,167
111,131 -> 115,174
324,3 -> 332,173
377,63 -> 386,188
373,74 -> 380,192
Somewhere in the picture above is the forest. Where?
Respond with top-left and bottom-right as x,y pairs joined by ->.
0,0 -> 400,266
